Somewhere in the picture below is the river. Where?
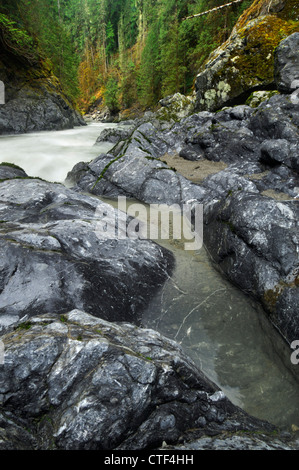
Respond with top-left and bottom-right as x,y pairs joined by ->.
0,122 -> 299,431
0,122 -> 118,182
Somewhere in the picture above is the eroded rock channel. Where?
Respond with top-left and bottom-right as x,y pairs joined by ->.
0,33 -> 299,449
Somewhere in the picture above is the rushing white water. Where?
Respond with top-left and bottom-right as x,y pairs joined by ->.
0,122 -> 119,182
0,123 -> 299,431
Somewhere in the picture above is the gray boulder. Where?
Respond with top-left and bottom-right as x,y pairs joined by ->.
0,87 -> 85,135
67,121 -> 207,205
0,309 -> 279,450
274,32 -> 299,93
156,93 -> 196,121
193,14 -> 281,112
0,175 -> 173,332
192,0 -> 299,113
0,162 -> 28,180
248,94 -> 299,143
204,191 -> 299,345
95,127 -> 132,145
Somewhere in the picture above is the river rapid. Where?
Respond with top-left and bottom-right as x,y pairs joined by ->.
0,122 -> 118,182
0,122 -> 299,431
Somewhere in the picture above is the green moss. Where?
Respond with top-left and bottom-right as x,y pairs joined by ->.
278,0 -> 299,21
264,277 -> 299,311
91,154 -> 125,189
16,321 -> 32,330
0,175 -> 62,185
0,162 -> 24,171
264,285 -> 283,309
213,15 -> 299,97
236,16 -> 299,81
235,0 -> 299,29
246,90 -> 279,107
198,1 -> 299,111
222,219 -> 236,234
138,146 -> 152,155
135,351 -> 153,361
138,131 -> 153,145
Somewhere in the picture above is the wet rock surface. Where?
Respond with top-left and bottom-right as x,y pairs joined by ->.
66,120 -> 207,205
0,309 -> 288,450
161,432 -> 299,450
204,192 -> 299,344
63,28 -> 298,449
0,87 -> 85,135
67,89 -> 299,347
1,26 -> 299,452
0,170 -> 173,332
0,43 -> 86,135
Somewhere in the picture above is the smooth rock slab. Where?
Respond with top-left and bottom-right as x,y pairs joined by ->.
67,122 -> 207,206
0,176 -> 173,331
0,310 -> 277,450
204,191 -> 299,344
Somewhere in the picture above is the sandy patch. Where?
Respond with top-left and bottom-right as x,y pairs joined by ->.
261,189 -> 294,201
160,152 -> 227,183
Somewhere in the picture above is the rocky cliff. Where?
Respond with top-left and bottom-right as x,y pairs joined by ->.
194,0 -> 299,111
0,16 -> 85,134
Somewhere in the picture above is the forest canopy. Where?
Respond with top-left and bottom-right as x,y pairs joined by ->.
0,0 -> 254,113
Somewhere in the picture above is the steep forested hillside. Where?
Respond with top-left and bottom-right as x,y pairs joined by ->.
0,0 -> 254,116
0,0 -> 80,102
0,1 -> 85,133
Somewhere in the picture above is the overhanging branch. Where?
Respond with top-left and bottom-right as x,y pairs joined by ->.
182,0 -> 245,21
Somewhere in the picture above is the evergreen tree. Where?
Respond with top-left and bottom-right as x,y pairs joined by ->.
105,20 -> 116,61
1,0 -> 256,112
137,18 -> 161,107
104,76 -> 119,112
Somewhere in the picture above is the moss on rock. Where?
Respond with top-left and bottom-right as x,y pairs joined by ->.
195,0 -> 299,112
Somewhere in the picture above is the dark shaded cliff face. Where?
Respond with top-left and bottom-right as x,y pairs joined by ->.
0,24 -> 85,134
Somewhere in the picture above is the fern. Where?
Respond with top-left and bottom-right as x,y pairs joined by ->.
0,13 -> 38,64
